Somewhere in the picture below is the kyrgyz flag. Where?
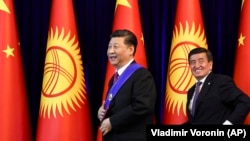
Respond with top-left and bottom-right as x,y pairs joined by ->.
233,0 -> 250,124
36,0 -> 93,140
0,0 -> 31,140
162,0 -> 207,124
97,0 -> 147,140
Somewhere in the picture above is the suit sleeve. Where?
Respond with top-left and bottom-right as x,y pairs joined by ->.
219,76 -> 250,124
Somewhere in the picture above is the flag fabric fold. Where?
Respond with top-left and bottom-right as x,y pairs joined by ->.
97,0 -> 147,140
162,0 -> 207,124
233,0 -> 250,124
36,0 -> 93,140
0,0 -> 31,140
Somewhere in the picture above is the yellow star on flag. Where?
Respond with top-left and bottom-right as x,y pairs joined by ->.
241,0 -> 245,10
115,0 -> 131,11
238,33 -> 245,47
140,33 -> 144,45
2,45 -> 15,58
0,0 -> 10,13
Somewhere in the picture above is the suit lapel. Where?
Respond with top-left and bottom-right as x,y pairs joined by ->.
196,73 -> 213,107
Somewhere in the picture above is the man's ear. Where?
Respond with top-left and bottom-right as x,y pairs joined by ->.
129,45 -> 134,56
209,61 -> 213,70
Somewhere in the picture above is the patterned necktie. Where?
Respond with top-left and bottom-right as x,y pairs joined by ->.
113,72 -> 119,84
191,81 -> 202,116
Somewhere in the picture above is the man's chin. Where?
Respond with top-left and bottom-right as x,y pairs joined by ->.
109,62 -> 119,67
195,75 -> 204,80
109,60 -> 116,65
110,62 -> 117,65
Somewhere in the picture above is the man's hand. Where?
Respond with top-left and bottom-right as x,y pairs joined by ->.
100,118 -> 112,136
97,101 -> 106,121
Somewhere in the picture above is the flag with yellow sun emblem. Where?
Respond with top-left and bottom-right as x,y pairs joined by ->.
233,0 -> 250,124
36,0 -> 93,140
162,0 -> 208,124
96,0 -> 148,140
0,0 -> 32,140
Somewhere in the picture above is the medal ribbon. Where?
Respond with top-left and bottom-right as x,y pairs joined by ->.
104,63 -> 142,110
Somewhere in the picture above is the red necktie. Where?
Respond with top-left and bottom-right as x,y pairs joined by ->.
113,72 -> 119,84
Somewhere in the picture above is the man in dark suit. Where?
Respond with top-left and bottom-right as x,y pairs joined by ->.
97,29 -> 156,141
186,47 -> 250,124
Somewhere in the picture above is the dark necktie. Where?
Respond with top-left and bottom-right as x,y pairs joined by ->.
191,81 -> 202,116
113,72 -> 119,84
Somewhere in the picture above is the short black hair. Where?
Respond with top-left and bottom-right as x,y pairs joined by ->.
188,47 -> 213,63
110,29 -> 137,55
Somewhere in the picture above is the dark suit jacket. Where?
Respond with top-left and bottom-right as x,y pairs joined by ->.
103,65 -> 156,141
186,72 -> 250,124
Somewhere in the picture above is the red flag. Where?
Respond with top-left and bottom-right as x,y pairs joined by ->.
0,0 -> 31,140
36,0 -> 93,140
162,0 -> 207,124
97,0 -> 147,140
233,0 -> 250,124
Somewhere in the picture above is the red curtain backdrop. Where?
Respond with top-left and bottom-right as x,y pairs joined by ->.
36,0 -> 93,140
0,0 -> 31,140
233,0 -> 250,124
96,0 -> 147,140
162,0 -> 208,124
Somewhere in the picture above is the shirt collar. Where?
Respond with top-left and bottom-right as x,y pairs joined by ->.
197,71 -> 211,84
116,59 -> 134,75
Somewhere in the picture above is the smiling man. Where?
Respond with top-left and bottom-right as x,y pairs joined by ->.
185,47 -> 250,125
97,29 -> 157,141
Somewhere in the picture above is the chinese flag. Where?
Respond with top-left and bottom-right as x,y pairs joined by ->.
162,0 -> 207,124
36,0 -> 93,140
96,0 -> 147,140
0,0 -> 31,140
233,0 -> 250,124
